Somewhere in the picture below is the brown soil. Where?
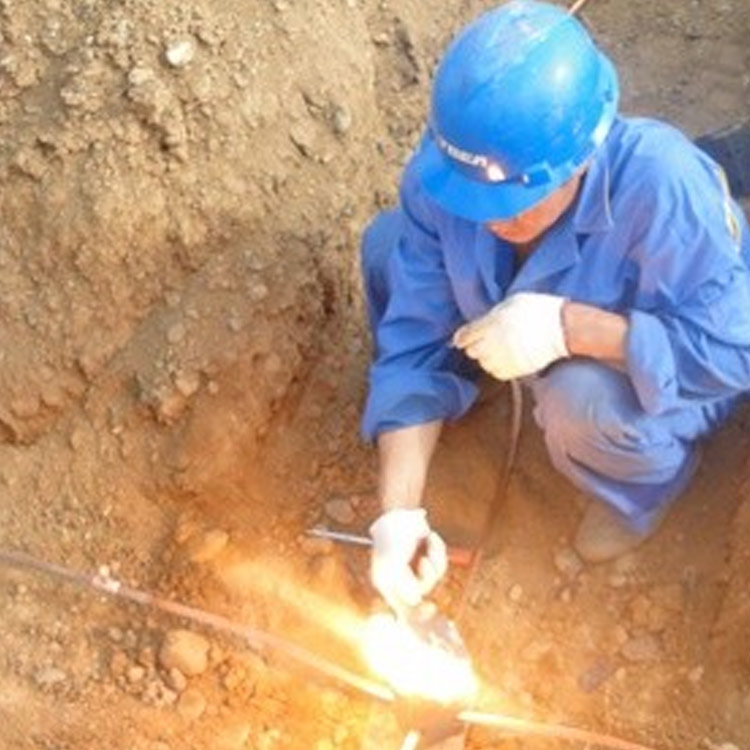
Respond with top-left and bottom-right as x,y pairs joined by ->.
0,1 -> 748,749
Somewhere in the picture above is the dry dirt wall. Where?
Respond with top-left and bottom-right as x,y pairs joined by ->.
0,0 -> 392,449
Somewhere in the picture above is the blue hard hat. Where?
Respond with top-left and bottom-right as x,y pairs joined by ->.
415,0 -> 619,222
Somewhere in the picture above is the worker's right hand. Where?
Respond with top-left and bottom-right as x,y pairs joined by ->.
369,508 -> 448,611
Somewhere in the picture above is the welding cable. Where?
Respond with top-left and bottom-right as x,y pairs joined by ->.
456,377 -> 524,620
1,549 -> 668,749
0,548 -> 396,704
458,709 -> 661,750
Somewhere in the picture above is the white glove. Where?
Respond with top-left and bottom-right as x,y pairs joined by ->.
453,292 -> 568,380
369,508 -> 448,611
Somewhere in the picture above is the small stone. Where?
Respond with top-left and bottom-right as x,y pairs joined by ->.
128,65 -> 154,86
165,291 -> 181,308
249,282 -> 269,302
508,584 -> 523,603
159,630 -> 210,676
165,38 -> 196,68
186,529 -> 229,563
110,650 -> 129,677
167,322 -> 186,344
137,647 -> 156,669
157,390 -> 186,423
324,497 -> 357,525
216,723 -> 252,750
108,627 -> 124,643
174,516 -> 200,545
612,625 -> 630,647
34,667 -> 67,689
142,680 -> 178,707
621,634 -> 663,663
290,119 -> 317,157
127,665 -> 146,684
331,105 -> 352,135
69,428 -> 87,450
607,573 -> 628,588
166,667 -> 188,693
177,688 -> 207,721
174,370 -> 201,398
553,548 -> 584,579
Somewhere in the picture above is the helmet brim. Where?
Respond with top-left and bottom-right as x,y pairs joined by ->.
415,130 -> 559,222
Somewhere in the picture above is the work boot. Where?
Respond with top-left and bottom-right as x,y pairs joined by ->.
573,501 -> 670,564
573,446 -> 703,563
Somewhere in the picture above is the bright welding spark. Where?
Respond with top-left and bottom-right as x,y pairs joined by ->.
361,613 -> 479,704
216,555 -> 365,643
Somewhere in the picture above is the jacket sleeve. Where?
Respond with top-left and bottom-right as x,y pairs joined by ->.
361,166 -> 479,441
623,152 -> 750,415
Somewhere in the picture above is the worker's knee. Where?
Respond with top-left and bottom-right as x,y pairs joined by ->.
532,360 -> 674,473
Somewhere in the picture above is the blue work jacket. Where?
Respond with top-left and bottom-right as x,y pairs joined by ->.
363,116 -> 750,441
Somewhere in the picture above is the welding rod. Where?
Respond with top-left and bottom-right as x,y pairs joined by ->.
306,527 -> 474,567
458,710 -> 661,750
0,548 -> 396,704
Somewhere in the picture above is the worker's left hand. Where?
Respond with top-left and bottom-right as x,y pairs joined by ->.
453,292 -> 569,380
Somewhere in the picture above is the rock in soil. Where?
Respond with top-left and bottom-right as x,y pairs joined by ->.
158,630 -> 210,676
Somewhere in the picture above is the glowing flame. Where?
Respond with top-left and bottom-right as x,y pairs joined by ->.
361,613 -> 479,704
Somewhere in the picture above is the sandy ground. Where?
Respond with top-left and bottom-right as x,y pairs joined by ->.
0,1 -> 748,749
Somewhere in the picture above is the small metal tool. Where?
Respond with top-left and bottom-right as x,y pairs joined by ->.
306,527 -> 473,567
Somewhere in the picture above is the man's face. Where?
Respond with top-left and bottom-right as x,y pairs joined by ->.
486,171 -> 584,245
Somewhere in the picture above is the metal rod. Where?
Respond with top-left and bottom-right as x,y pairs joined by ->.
458,710 -> 661,750
569,0 -> 593,16
307,528 -> 473,567
308,528 -> 373,547
0,548 -> 395,704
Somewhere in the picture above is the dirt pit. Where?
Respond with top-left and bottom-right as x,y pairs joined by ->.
0,1 -> 749,749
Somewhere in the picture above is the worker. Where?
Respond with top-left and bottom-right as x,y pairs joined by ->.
360,0 -> 750,611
